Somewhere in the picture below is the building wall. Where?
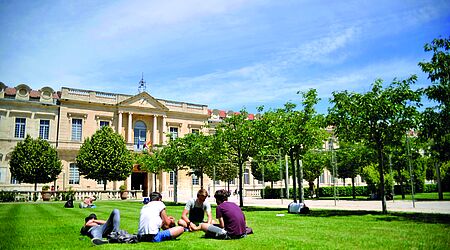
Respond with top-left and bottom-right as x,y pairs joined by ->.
0,84 -> 59,190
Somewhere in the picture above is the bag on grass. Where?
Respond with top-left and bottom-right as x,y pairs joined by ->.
64,199 -> 74,208
288,202 -> 310,214
107,230 -> 139,244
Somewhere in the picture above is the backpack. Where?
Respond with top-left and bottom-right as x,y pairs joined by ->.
64,199 -> 74,208
107,230 -> 139,244
288,202 -> 310,214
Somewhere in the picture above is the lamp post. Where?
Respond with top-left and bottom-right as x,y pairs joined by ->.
406,132 -> 415,208
329,137 -> 337,206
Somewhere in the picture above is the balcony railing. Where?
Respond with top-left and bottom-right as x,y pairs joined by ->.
2,190 -> 143,202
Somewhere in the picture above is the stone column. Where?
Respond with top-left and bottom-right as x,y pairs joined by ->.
153,115 -> 157,145
117,111 -> 122,135
162,115 -> 167,145
127,112 -> 133,143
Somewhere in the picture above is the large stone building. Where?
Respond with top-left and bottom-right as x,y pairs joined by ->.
0,83 -> 364,200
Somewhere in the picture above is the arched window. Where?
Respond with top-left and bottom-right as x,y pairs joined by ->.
134,121 -> 147,151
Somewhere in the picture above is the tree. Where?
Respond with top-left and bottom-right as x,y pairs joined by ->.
289,90 -> 327,203
159,138 -> 186,204
328,76 -> 421,213
215,109 -> 258,207
180,133 -> 218,188
76,126 -> 132,190
10,135 -> 62,192
133,149 -> 162,193
336,141 -> 373,199
418,37 -> 450,199
302,150 -> 328,198
251,155 -> 283,188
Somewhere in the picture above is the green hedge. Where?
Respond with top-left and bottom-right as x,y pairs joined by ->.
394,183 -> 437,194
262,186 -> 369,198
0,191 -> 17,202
262,184 -> 438,199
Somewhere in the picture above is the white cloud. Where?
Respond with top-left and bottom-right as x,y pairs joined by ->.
89,0 -> 251,39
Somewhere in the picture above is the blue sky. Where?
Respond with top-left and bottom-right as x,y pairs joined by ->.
1,0 -> 449,114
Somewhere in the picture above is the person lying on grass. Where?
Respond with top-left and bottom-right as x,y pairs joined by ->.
137,192 -> 184,242
80,209 -> 120,245
79,195 -> 96,208
199,189 -> 250,239
177,188 -> 212,232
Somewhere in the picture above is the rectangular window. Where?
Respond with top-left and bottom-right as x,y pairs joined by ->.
97,179 -> 105,185
72,119 -> 82,141
10,176 -> 21,184
69,163 -> 80,184
244,169 -> 250,185
100,121 -> 109,127
39,120 -> 50,140
229,179 -> 235,185
14,118 -> 26,138
169,127 -> 178,140
319,173 -> 324,184
169,171 -> 174,185
191,129 -> 199,134
214,180 -> 220,185
192,174 -> 199,185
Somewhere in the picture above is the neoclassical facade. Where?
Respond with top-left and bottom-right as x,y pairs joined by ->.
0,83 -> 364,200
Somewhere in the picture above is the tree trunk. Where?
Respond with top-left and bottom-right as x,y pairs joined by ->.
154,173 -> 157,192
174,169 -> 178,204
377,146 -> 387,214
290,150 -> 297,203
239,159 -> 244,207
316,178 -> 320,198
308,181 -> 314,198
104,180 -> 107,191
351,177 -> 356,199
200,167 -> 204,189
436,161 -> 443,200
296,157 -> 303,203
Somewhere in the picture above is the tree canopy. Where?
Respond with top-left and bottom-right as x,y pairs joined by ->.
328,76 -> 422,213
76,126 -> 132,190
215,109 -> 258,207
9,135 -> 62,191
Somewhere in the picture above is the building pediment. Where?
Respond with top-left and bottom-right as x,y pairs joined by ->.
118,92 -> 169,111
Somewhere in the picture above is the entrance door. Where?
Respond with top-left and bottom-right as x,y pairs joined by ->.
131,172 -> 148,196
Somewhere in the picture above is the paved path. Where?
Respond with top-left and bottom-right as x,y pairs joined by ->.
171,196 -> 450,214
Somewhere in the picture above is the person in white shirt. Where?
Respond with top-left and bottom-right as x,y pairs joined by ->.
177,189 -> 212,231
137,192 -> 184,242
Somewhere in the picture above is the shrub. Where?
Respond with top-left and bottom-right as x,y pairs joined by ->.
0,191 -> 16,202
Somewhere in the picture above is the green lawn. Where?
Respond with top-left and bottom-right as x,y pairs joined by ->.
311,192 -> 450,201
393,192 -> 450,201
1,201 -> 449,250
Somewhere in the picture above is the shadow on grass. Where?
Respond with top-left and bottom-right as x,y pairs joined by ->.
238,205 -> 450,225
308,209 -> 450,225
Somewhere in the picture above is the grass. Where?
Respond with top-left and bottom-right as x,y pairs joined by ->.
310,192 -> 450,201
393,192 -> 450,201
1,201 -> 450,250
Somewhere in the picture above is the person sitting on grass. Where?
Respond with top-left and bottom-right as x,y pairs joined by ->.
200,189 -> 249,240
80,209 -> 120,245
79,195 -> 96,208
137,192 -> 184,242
177,188 -> 212,231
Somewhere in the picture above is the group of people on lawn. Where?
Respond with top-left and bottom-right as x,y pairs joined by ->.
80,189 -> 251,245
